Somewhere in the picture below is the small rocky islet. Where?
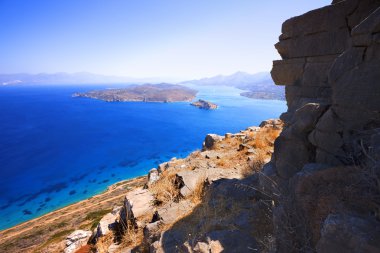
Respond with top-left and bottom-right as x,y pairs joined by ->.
190,99 -> 218,110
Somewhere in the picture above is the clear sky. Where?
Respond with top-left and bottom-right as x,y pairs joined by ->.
0,0 -> 331,80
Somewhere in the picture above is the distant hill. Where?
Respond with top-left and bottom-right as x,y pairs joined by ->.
181,71 -> 285,100
0,72 -> 169,85
0,71 -> 285,100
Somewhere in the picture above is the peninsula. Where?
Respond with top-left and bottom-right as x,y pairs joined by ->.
72,83 -> 197,102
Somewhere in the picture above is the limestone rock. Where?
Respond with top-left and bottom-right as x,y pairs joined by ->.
108,243 -> 132,253
96,212 -> 118,238
148,168 -> 159,184
176,170 -> 204,197
259,118 -> 282,129
157,200 -> 193,225
203,134 -> 223,150
64,230 -> 92,253
157,162 -> 170,174
119,188 -> 154,229
144,221 -> 163,245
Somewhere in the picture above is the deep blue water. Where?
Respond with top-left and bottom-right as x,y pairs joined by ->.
0,84 -> 286,230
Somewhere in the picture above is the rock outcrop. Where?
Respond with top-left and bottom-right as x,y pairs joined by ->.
190,99 -> 218,110
94,206 -> 121,239
202,134 -> 223,150
64,230 -> 92,253
266,0 -> 380,251
85,121 -> 283,252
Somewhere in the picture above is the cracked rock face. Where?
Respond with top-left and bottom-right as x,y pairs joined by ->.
270,0 -> 380,180
267,0 -> 380,251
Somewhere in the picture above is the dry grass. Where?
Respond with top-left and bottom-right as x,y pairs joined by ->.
188,150 -> 201,159
252,127 -> 281,149
189,175 -> 206,204
119,219 -> 145,251
216,160 -> 226,167
95,233 -> 114,253
162,187 -> 246,250
149,170 -> 179,204
241,150 -> 267,177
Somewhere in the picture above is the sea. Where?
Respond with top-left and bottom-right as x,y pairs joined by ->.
0,84 -> 286,230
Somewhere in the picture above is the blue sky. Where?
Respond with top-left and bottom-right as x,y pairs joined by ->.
0,0 -> 330,79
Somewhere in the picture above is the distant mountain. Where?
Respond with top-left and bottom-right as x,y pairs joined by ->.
181,71 -> 285,100
0,72 -> 170,85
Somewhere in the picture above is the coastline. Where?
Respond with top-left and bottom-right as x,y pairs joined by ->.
0,85 -> 286,233
0,176 -> 146,246
0,119 -> 284,252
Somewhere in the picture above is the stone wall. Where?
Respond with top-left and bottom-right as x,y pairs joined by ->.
265,0 -> 380,251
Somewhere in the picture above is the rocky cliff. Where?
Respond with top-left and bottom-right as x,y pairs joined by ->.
265,0 -> 380,251
64,120 -> 283,253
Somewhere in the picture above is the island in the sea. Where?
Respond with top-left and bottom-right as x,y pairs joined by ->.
190,99 -> 218,110
72,83 -> 198,102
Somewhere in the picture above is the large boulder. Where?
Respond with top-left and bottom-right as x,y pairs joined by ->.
175,170 -> 204,197
203,134 -> 223,150
119,188 -> 154,230
96,212 -> 118,237
64,230 -> 92,253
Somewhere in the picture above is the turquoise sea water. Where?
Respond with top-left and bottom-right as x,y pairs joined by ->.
0,84 -> 286,230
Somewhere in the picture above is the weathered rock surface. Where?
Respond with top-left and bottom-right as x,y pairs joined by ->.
95,211 -> 118,238
64,230 -> 92,253
148,168 -> 160,185
203,134 -> 223,150
267,0 -> 380,251
106,120 -> 282,252
119,188 -> 154,230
